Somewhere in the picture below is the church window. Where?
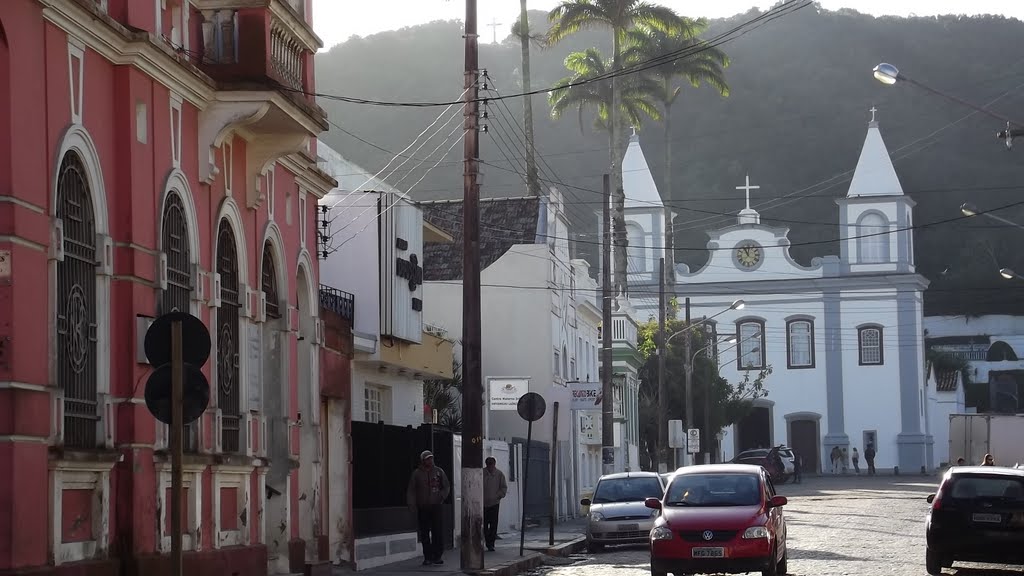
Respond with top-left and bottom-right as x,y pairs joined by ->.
562,345 -> 568,379
786,319 -> 814,369
626,222 -> 646,273
858,325 -> 883,365
554,350 -> 560,377
857,212 -> 889,264
736,320 -> 765,370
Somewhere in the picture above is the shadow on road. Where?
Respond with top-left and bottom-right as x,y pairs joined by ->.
785,547 -> 859,562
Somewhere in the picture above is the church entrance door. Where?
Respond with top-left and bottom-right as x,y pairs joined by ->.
735,406 -> 771,453
789,419 -> 819,475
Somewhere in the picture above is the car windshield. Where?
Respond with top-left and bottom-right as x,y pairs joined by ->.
779,449 -> 794,459
949,475 -> 1024,502
665,474 -> 762,507
738,450 -> 768,459
592,477 -> 663,504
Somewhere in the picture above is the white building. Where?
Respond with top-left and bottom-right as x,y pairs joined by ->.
317,143 -> 455,428
621,112 -> 933,474
571,258 -> 605,502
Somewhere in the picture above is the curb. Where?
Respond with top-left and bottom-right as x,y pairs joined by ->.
473,552 -> 544,576
544,536 -> 587,557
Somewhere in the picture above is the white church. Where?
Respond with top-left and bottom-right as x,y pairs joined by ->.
615,110 -> 934,474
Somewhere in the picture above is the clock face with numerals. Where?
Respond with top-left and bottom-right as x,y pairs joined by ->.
734,241 -> 763,270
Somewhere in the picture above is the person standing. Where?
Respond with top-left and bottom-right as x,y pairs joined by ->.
864,443 -> 876,475
483,456 -> 508,552
852,447 -> 861,474
407,450 -> 451,566
793,452 -> 802,484
981,453 -> 995,466
830,446 -> 841,475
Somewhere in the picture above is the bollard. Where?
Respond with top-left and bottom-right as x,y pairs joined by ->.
893,466 -> 899,476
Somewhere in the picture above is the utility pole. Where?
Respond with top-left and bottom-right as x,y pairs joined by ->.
601,174 -> 615,475
656,258 -> 666,472
461,0 -> 484,568
683,297 -> 692,467
518,0 -> 541,197
704,322 -> 717,464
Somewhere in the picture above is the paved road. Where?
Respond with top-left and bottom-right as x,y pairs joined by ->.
543,475 -> 1022,576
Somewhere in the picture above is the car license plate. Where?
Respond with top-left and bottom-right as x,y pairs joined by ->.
972,513 -> 1002,523
618,523 -> 639,531
692,547 -> 725,558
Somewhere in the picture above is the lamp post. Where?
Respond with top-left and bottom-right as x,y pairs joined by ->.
664,299 -> 744,466
1000,268 -> 1023,281
961,202 -> 1024,232
873,63 -> 1023,148
693,332 -> 761,464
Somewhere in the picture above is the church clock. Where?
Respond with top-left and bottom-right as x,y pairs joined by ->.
734,241 -> 763,270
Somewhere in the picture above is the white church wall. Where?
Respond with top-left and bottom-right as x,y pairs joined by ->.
678,228 -> 825,285
839,293 -> 905,471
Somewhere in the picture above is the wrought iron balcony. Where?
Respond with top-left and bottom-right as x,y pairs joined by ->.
319,284 -> 355,322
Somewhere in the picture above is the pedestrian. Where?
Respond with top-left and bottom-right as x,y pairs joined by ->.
830,446 -> 841,475
483,456 -> 508,552
981,453 -> 995,466
956,457 -> 965,466
407,450 -> 451,566
852,447 -> 860,474
840,447 -> 849,474
793,453 -> 802,484
864,443 -> 876,475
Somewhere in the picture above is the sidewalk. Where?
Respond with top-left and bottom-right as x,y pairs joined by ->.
509,516 -> 586,554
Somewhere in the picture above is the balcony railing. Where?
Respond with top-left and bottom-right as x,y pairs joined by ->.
319,284 -> 355,321
270,19 -> 304,91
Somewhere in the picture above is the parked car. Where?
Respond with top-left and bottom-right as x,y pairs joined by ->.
581,471 -> 666,552
731,448 -> 795,483
647,464 -> 789,576
925,465 -> 1024,574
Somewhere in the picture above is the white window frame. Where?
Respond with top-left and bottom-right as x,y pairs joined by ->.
857,212 -> 889,264
786,319 -> 814,368
858,326 -> 884,365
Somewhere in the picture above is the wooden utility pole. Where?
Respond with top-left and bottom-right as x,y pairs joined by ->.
683,297 -> 693,466
461,0 -> 484,568
518,0 -> 541,197
656,258 -> 667,471
170,320 -> 183,576
601,174 -> 615,475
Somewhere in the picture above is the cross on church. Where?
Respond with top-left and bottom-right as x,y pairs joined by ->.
736,174 -> 760,210
486,18 -> 503,43
870,106 -> 878,122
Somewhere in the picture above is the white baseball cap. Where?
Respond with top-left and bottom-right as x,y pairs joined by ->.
420,450 -> 434,461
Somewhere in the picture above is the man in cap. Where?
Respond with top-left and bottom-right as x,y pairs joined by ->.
483,456 -> 508,551
407,450 -> 451,565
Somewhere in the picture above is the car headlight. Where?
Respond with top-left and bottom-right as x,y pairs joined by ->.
589,511 -> 604,521
742,526 -> 769,539
650,526 -> 673,541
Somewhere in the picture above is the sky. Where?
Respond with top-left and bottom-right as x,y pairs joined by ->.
311,0 -> 1023,51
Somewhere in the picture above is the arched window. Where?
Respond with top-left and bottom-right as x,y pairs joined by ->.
261,242 -> 281,319
857,212 -> 889,264
786,319 -> 815,369
858,325 -> 883,365
160,191 -> 192,315
626,222 -> 646,273
56,151 -> 99,448
736,319 -> 765,370
562,345 -> 568,379
987,341 -> 1018,362
216,219 -> 241,452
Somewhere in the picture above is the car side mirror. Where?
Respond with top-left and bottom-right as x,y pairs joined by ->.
767,495 -> 788,508
926,494 -> 935,504
645,497 -> 662,510
580,498 -> 591,507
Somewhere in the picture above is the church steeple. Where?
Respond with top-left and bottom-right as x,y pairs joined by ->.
621,128 -> 663,208
736,174 -> 760,225
846,107 -> 904,198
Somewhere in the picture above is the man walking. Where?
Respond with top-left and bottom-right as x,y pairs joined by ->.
407,450 -> 451,565
864,443 -> 876,475
852,447 -> 860,474
483,456 -> 508,552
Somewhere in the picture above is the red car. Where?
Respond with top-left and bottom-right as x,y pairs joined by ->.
646,464 -> 789,576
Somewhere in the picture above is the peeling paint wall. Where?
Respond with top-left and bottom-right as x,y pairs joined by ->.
327,397 -> 352,564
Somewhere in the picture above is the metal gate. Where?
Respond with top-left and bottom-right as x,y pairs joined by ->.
512,437 -> 550,523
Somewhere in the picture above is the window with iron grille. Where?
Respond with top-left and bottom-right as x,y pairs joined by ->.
216,219 -> 241,452
858,326 -> 883,366
56,151 -> 99,448
261,243 -> 280,319
160,191 -> 197,450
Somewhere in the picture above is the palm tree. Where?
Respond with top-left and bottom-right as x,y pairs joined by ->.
423,356 -> 464,431
547,0 -> 684,299
623,22 -> 729,292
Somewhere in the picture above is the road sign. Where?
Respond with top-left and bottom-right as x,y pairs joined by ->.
144,311 -> 211,367
517,392 -> 547,422
687,428 -> 701,454
668,420 -> 684,448
144,362 -> 210,425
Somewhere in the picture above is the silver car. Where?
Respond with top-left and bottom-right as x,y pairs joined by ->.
580,471 -> 665,551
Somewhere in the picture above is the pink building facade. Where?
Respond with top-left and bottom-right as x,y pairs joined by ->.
0,1 -> 336,575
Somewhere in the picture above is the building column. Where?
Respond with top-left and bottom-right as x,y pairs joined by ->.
895,290 -> 933,473
822,291 -> 849,469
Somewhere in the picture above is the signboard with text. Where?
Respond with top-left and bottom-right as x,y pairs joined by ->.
569,381 -> 602,411
488,378 -> 529,410
687,428 -> 701,454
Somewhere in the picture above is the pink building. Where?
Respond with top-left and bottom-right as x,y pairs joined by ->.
0,1 -> 336,575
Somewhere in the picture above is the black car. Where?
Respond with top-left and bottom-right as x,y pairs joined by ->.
925,465 -> 1024,574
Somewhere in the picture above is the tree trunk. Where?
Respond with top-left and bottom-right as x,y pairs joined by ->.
610,30 -> 627,299
663,96 -> 675,294
519,0 -> 541,197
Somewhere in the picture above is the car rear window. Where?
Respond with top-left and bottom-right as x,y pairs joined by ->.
665,474 -> 762,507
949,475 -> 1024,501
593,477 -> 663,504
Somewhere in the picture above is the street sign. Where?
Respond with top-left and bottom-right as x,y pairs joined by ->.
687,428 -> 701,454
568,381 -> 601,411
144,311 -> 211,367
668,420 -> 684,449
517,392 -> 547,422
144,362 -> 210,425
143,312 -> 211,425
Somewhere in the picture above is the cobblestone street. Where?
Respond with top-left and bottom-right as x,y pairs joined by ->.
543,475 -> 1023,576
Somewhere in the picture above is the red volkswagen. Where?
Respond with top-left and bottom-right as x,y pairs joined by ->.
646,464 -> 789,576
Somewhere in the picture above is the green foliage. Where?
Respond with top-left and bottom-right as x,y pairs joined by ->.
422,356 -> 464,432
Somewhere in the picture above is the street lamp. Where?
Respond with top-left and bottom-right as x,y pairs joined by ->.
872,63 -> 899,85
690,331 -> 760,466
1000,268 -> 1022,281
665,299 -> 745,345
961,202 -> 1024,231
